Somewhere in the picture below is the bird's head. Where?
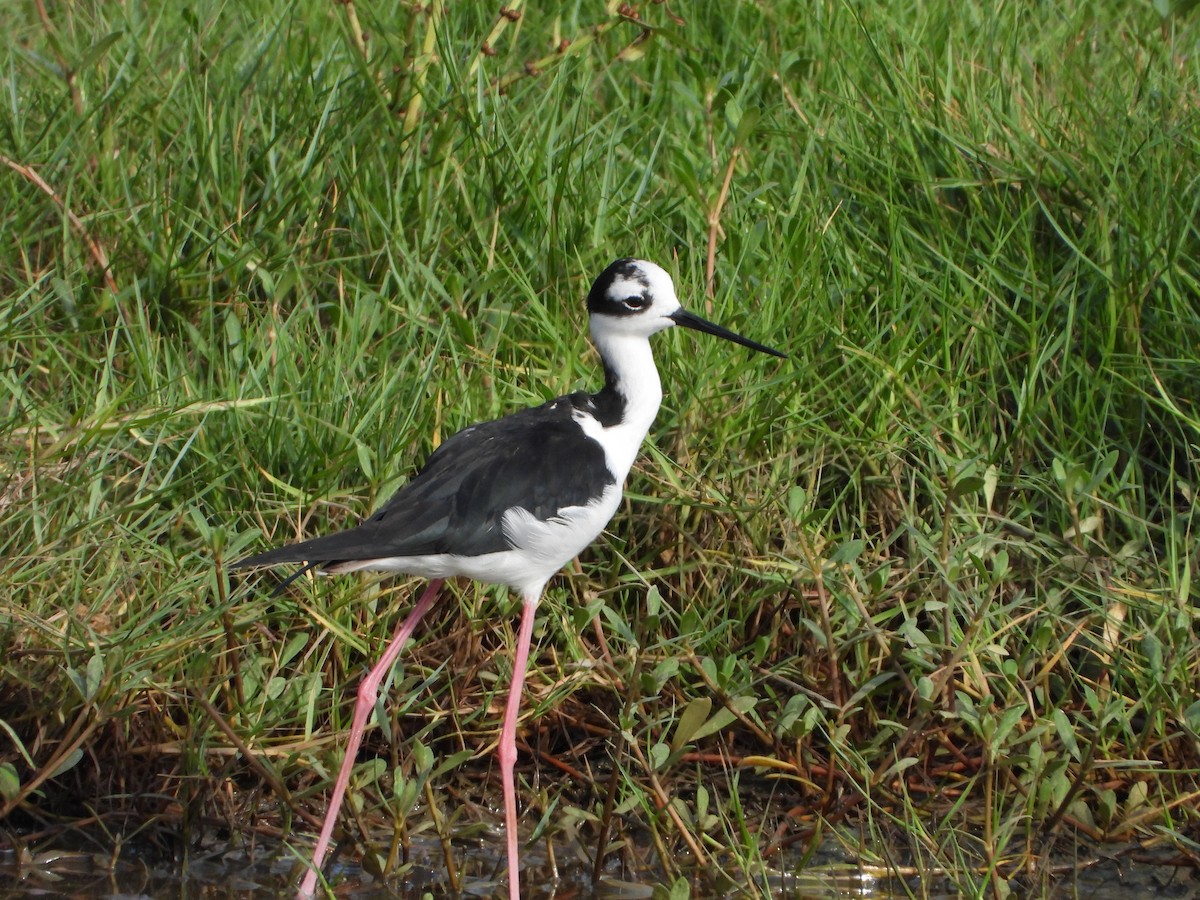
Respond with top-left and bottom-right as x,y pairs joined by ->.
586,258 -> 785,358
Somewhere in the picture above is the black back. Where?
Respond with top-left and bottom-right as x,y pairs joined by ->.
233,393 -> 618,570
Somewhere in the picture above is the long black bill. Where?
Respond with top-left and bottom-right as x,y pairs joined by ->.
669,308 -> 786,358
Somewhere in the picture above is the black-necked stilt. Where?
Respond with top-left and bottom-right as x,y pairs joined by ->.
232,258 -> 784,899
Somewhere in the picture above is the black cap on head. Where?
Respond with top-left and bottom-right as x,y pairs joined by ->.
587,258 -> 651,315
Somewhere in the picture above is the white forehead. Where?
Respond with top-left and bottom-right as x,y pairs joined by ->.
607,260 -> 677,303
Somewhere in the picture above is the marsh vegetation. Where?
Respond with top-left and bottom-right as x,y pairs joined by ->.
2,1 -> 1199,895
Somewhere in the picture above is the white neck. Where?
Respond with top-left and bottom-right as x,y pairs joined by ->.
589,329 -> 663,478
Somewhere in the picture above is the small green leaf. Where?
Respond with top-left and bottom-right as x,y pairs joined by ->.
1125,779 -> 1149,816
1183,700 -> 1200,734
356,441 -> 375,480
844,672 -> 894,709
830,539 -> 865,564
670,697 -> 712,753
917,676 -> 936,703
649,742 -> 670,770
646,585 -> 662,618
0,762 -> 20,801
992,703 -> 1027,754
991,548 -> 1009,580
651,657 -> 679,691
356,758 -> 386,786
411,739 -> 434,773
690,696 -> 757,743
1052,457 -> 1068,488
1142,634 -> 1163,677
392,770 -> 418,812
733,106 -> 761,146
787,486 -> 807,520
266,676 -> 287,700
49,748 -> 84,779
983,464 -> 999,509
881,756 -> 918,780
76,32 -> 124,73
279,633 -> 310,668
1083,449 -> 1118,494
1052,708 -> 1080,760
0,719 -> 35,766
431,749 -> 475,780
85,652 -> 104,703
1067,798 -> 1095,829
249,262 -> 276,297
224,310 -> 244,364
949,475 -> 984,500
723,97 -> 744,135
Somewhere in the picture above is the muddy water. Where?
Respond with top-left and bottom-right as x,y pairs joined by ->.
1,833 -> 1196,898
3,831 -> 878,899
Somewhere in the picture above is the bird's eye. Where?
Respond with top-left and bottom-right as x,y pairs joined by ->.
622,293 -> 650,310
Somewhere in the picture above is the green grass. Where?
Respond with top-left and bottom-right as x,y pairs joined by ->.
2,0 -> 1199,895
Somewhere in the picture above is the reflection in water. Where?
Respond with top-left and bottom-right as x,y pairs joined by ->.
1,832 -> 1189,898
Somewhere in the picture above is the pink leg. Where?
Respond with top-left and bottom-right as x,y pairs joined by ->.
498,594 -> 540,900
298,578 -> 444,898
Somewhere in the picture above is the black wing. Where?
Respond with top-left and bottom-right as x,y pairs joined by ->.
232,396 -> 614,569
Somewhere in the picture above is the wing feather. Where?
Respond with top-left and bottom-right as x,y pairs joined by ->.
233,398 -> 615,570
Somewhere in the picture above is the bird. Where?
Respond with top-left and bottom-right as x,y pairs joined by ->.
231,258 -> 785,899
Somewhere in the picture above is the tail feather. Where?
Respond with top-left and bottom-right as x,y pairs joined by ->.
269,561 -> 323,596
232,544 -> 330,597
230,520 -> 410,594
231,544 -> 328,569
233,507 -> 443,570
231,523 -> 385,570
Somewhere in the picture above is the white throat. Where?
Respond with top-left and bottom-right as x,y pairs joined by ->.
588,328 -> 664,479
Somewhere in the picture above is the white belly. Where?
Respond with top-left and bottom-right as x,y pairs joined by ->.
330,482 -> 624,598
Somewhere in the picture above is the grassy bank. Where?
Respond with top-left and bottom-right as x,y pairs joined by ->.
2,0 -> 1198,895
